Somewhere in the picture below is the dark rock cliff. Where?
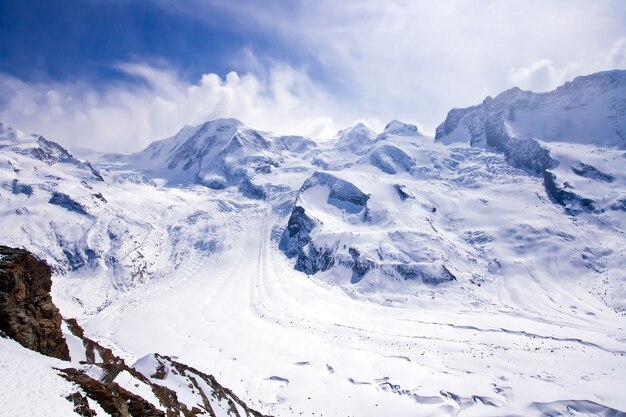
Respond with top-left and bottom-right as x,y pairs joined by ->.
0,245 -> 70,360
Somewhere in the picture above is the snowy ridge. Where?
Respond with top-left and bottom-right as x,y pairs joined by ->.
435,70 -> 626,149
129,118 -> 280,196
335,123 -> 377,155
435,69 -> 626,215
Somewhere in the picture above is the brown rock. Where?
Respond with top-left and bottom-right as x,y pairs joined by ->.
60,368 -> 165,417
0,245 -> 70,360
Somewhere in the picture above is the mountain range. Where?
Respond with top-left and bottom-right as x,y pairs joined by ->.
1,70 -> 625,417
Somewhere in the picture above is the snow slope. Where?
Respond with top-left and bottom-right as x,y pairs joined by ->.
1,70 -> 626,417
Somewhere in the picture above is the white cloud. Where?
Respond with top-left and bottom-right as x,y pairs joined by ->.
1,1 -> 625,151
0,61 -> 355,152
508,37 -> 626,92
609,37 -> 626,68
153,0 -> 626,129
507,60 -> 559,92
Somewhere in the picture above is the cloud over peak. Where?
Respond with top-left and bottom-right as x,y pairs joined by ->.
0,60 -> 352,152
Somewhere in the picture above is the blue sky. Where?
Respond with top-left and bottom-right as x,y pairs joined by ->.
0,0 -> 287,82
1,0 -> 625,151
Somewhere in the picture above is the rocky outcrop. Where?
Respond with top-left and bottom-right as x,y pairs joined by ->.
435,70 -> 626,150
0,245 -> 70,360
301,172 -> 370,209
32,136 -> 104,181
543,171 -> 596,215
135,353 -> 270,417
393,184 -> 413,200
571,162 -> 615,183
280,174 -> 456,285
60,368 -> 165,417
61,319 -> 272,417
0,245 -> 272,417
11,179 -> 33,196
48,192 -> 90,216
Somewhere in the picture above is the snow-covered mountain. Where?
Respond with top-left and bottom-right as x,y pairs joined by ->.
435,70 -> 625,150
1,71 -> 626,417
435,70 -> 626,214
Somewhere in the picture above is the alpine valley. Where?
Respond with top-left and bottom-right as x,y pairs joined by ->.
1,70 -> 625,417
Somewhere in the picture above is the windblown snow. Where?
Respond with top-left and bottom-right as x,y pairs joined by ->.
1,70 -> 626,417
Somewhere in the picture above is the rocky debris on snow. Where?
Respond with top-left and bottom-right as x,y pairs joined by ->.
543,171 -> 596,215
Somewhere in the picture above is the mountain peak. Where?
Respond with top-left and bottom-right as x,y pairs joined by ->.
377,120 -> 422,141
335,123 -> 377,155
435,69 -> 626,149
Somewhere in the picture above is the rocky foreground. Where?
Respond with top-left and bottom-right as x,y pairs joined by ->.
0,245 -> 270,417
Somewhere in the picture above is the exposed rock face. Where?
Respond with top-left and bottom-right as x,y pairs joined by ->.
301,172 -> 370,208
393,184 -> 413,200
32,136 -> 104,181
436,96 -> 555,175
280,173 -> 459,286
543,171 -> 596,215
135,353 -> 270,417
11,179 -> 33,196
435,70 -> 626,150
0,245 -> 70,360
571,162 -> 615,183
49,192 -> 90,216
281,205 -> 318,260
62,318 -> 272,417
60,368 -> 165,417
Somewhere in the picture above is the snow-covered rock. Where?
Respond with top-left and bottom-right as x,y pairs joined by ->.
335,123 -> 377,155
280,170 -> 459,285
0,245 -> 270,417
130,118 -> 280,195
376,120 -> 422,140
